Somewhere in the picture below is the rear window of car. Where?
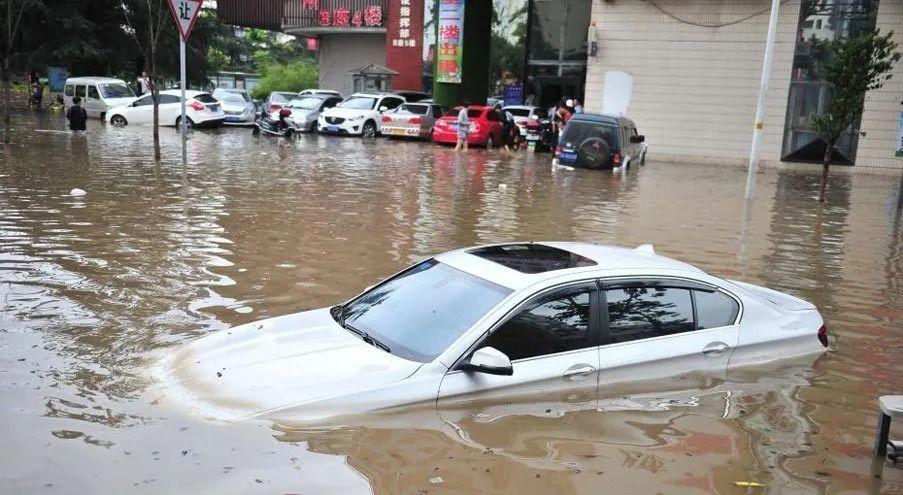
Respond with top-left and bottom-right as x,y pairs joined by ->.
399,104 -> 429,115
445,108 -> 484,118
193,93 -> 217,103
560,121 -> 620,150
505,108 -> 531,117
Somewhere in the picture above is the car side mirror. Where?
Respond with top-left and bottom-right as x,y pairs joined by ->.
379,106 -> 388,112
459,347 -> 513,376
631,135 -> 645,143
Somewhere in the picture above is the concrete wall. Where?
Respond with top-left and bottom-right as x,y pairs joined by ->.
585,0 -> 799,167
856,0 -> 903,170
317,33 -> 387,96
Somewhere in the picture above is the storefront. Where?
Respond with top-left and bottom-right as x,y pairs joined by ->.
585,0 -> 903,172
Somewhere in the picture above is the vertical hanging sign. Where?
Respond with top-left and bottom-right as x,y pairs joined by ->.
436,0 -> 465,84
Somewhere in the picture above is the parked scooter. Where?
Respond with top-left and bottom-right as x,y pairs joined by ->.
252,108 -> 295,138
524,115 -> 555,152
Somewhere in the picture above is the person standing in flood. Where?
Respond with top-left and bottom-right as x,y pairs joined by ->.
66,96 -> 88,131
455,102 -> 470,152
138,71 -> 151,95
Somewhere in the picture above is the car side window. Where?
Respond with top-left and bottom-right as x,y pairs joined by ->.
480,287 -> 594,361
64,85 -> 75,97
606,287 -> 694,343
88,86 -> 99,100
159,94 -> 180,104
77,85 -> 87,98
134,95 -> 154,107
325,98 -> 340,108
695,290 -> 739,329
382,98 -> 403,111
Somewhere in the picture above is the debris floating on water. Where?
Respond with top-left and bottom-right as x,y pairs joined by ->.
733,481 -> 764,487
70,188 -> 86,197
428,476 -> 443,485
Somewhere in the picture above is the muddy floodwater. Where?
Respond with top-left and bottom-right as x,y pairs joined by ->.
2,111 -> 902,494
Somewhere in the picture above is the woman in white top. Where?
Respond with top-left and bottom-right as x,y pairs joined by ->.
455,102 -> 470,152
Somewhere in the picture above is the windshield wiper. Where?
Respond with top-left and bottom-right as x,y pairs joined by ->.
343,322 -> 391,354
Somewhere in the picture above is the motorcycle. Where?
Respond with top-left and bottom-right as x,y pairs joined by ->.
252,108 -> 295,138
524,115 -> 555,152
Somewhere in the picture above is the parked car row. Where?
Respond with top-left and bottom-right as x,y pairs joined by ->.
63,77 -> 649,170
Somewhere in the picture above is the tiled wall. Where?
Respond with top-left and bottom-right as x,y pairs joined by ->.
585,0 -> 903,173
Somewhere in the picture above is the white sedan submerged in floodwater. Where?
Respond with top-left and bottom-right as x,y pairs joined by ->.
158,243 -> 828,422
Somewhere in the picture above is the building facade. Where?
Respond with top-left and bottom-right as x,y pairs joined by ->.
218,0 -> 424,96
585,0 -> 903,172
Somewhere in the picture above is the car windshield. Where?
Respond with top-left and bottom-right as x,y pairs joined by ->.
560,122 -> 619,150
289,97 -> 323,110
506,108 -> 531,117
270,93 -> 292,104
217,91 -> 250,103
339,97 -> 377,110
339,259 -> 512,363
398,104 -> 428,115
99,83 -> 135,99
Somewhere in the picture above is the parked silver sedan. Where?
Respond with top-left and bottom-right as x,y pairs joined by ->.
286,94 -> 343,133
211,88 -> 256,126
380,102 -> 446,140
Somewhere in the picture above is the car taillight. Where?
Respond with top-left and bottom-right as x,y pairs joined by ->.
554,146 -> 562,156
188,100 -> 204,111
435,120 -> 446,128
269,104 -> 280,111
410,117 -> 421,124
381,116 -> 392,123
613,152 -> 622,165
817,324 -> 829,347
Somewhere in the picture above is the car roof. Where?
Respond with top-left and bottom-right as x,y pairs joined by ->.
160,89 -> 209,97
570,113 -> 634,126
214,88 -> 248,93
349,92 -> 405,99
66,77 -> 126,84
502,105 -> 539,111
293,93 -> 330,99
435,242 -> 702,290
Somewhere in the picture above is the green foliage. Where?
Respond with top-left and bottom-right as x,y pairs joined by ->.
812,30 -> 900,149
251,60 -> 318,99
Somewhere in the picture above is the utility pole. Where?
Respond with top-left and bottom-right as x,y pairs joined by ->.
745,0 -> 781,199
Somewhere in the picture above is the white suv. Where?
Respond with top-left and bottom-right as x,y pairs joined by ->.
318,93 -> 405,137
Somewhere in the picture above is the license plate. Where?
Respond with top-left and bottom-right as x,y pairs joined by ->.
389,128 -> 406,135
327,125 -> 339,133
526,135 -> 539,141
225,116 -> 239,122
559,152 -> 578,161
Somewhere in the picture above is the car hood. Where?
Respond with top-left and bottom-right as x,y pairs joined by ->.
156,308 -> 422,421
104,97 -> 138,109
322,107 -> 373,120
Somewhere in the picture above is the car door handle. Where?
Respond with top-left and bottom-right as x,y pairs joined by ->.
702,342 -> 730,357
563,364 -> 597,381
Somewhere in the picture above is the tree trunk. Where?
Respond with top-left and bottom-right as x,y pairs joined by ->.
151,48 -> 160,161
1,58 -> 10,144
819,139 -> 832,202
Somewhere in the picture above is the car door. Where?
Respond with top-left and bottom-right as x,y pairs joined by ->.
158,94 -> 182,125
437,281 -> 601,413
597,279 -> 740,397
123,94 -> 154,124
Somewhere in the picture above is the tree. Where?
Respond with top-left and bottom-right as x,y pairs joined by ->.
251,60 -> 317,100
121,0 -> 170,161
812,30 -> 899,201
1,0 -> 29,144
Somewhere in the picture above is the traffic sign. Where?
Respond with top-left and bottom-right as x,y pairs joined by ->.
167,0 -> 203,40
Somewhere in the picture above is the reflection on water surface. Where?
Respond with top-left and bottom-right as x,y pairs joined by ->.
1,114 -> 901,493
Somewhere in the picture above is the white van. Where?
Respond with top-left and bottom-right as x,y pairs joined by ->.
64,77 -> 137,120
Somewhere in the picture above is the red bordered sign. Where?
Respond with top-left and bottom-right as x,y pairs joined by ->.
167,0 -> 203,40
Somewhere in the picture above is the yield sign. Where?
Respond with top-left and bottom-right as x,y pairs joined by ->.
167,0 -> 203,40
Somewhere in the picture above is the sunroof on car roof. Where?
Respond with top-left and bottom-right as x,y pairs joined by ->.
467,244 -> 597,274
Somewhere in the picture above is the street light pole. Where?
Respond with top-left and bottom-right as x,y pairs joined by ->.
180,37 -> 187,163
745,0 -> 781,199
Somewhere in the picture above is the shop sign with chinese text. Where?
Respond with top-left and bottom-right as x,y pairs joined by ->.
437,0 -> 465,84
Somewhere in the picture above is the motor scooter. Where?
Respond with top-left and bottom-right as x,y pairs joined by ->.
252,108 -> 295,138
524,115 -> 555,152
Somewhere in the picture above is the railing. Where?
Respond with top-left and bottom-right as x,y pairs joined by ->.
217,0 -> 284,30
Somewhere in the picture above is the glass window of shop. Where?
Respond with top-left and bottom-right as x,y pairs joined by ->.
782,0 -> 881,165
525,0 -> 590,108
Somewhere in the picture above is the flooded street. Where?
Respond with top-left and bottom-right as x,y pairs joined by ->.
2,111 -> 903,494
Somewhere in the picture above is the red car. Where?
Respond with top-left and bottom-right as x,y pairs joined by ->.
432,106 -> 503,147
